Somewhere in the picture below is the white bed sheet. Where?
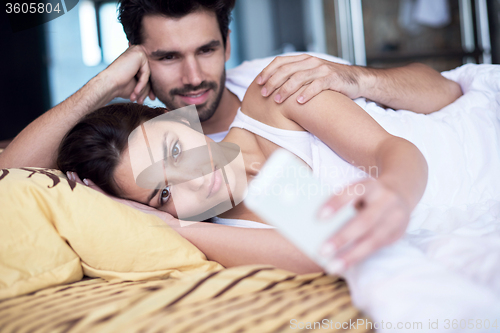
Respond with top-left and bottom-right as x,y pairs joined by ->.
344,64 -> 500,333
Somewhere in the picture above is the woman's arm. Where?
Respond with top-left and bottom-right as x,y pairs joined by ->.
177,222 -> 322,274
242,79 -> 428,272
74,173 -> 322,274
127,198 -> 325,274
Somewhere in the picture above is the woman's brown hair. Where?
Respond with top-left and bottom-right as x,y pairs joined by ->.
57,103 -> 166,197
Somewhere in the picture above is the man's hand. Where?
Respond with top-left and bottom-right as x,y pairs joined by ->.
317,178 -> 410,274
102,45 -> 156,104
0,45 -> 158,170
257,54 -> 365,104
257,54 -> 462,114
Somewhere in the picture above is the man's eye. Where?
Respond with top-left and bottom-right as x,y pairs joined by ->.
172,141 -> 181,159
160,186 -> 171,205
200,48 -> 214,54
161,55 -> 176,60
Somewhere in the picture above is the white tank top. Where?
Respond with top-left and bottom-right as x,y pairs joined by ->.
229,109 -> 368,191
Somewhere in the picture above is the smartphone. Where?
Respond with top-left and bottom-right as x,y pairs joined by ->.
244,149 -> 357,267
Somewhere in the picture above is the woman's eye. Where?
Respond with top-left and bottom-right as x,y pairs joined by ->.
160,186 -> 171,205
172,141 -> 181,159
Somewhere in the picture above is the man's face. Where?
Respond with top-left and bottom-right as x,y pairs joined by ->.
141,11 -> 230,122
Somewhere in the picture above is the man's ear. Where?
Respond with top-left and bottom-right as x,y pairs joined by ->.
225,29 -> 231,62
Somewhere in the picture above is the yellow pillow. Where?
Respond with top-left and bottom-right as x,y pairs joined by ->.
0,168 -> 222,300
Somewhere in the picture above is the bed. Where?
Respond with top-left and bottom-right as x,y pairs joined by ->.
1,62 -> 500,333
0,268 -> 373,332
0,166 -> 373,332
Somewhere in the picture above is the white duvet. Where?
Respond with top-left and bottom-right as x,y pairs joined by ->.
227,55 -> 500,331
344,64 -> 500,333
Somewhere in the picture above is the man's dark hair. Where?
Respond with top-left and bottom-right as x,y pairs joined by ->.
118,0 -> 236,46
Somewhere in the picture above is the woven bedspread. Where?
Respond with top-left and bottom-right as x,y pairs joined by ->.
0,265 -> 373,332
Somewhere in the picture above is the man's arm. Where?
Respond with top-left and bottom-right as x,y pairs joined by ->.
257,54 -> 463,114
0,45 -> 154,169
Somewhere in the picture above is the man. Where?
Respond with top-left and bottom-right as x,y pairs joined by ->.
0,0 -> 462,169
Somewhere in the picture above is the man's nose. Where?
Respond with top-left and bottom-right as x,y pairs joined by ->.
181,56 -> 204,87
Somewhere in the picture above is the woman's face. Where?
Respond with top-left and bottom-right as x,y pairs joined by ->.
113,120 -> 245,220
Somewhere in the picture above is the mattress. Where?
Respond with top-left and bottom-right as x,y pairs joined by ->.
0,265 -> 373,332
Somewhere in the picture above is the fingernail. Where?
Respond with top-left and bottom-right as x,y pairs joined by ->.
274,94 -> 281,103
319,242 -> 336,257
325,259 -> 345,275
317,206 -> 335,220
83,178 -> 89,186
297,96 -> 305,103
257,76 -> 263,84
261,87 -> 267,96
66,172 -> 71,180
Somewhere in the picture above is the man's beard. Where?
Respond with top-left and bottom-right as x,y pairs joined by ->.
153,71 -> 226,122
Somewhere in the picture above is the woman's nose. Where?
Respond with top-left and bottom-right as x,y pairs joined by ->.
184,174 -> 206,191
165,163 -> 209,191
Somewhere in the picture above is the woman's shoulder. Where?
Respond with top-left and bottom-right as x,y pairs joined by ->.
241,78 -> 305,131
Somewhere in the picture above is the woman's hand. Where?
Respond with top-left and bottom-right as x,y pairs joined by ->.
317,178 -> 411,274
65,171 -> 177,226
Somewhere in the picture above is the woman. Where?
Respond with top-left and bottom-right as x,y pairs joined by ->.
58,77 -> 429,274
59,67 -> 500,329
